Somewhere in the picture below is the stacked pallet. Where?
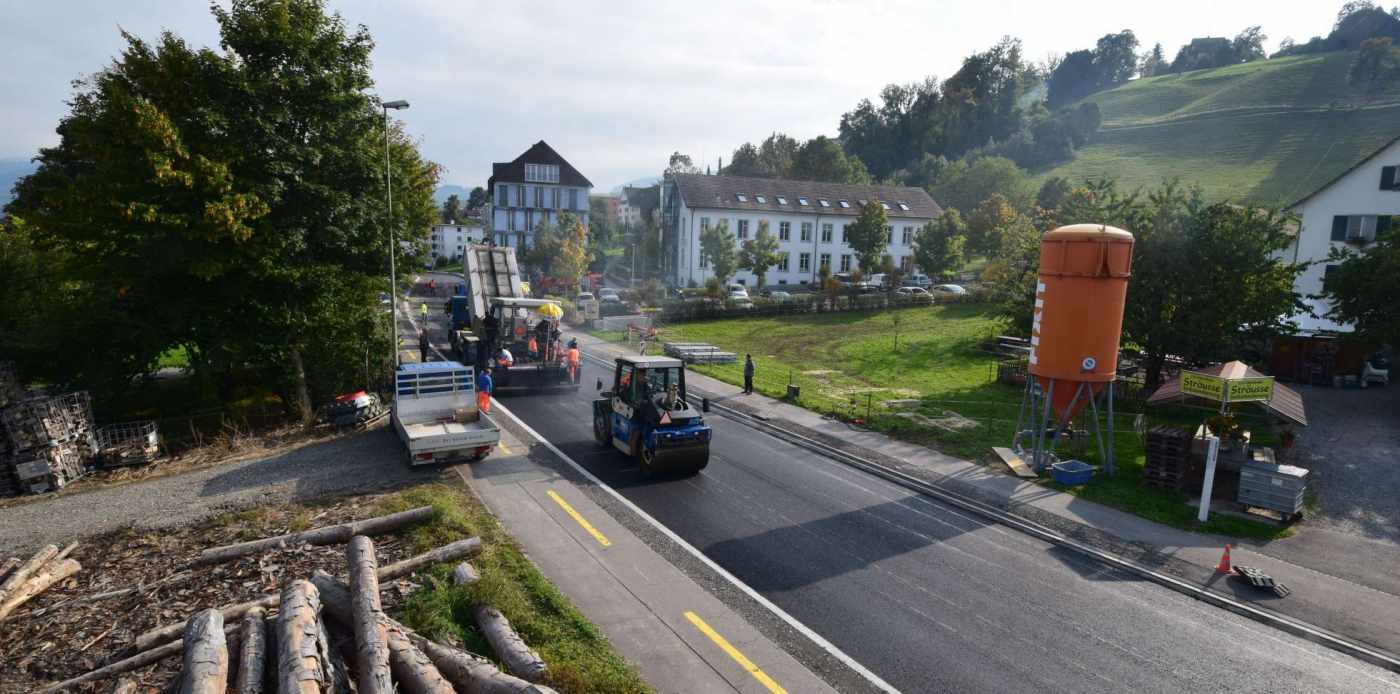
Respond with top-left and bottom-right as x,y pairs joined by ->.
1142,426 -> 1191,491
1,391 -> 97,495
663,342 -> 738,364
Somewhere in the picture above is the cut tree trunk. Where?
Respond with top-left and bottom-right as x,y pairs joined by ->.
409,633 -> 559,694
234,607 -> 267,694
377,537 -> 481,579
0,557 -> 21,583
178,609 -> 228,694
277,580 -> 330,694
451,561 -> 480,587
193,507 -> 434,567
0,544 -> 57,604
37,624 -> 238,694
473,606 -> 547,683
134,537 -> 482,656
348,536 -> 393,694
54,541 -> 79,562
310,571 -> 453,694
0,557 -> 80,621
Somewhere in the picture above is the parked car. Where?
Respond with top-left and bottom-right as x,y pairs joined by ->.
598,288 -> 623,304
865,273 -> 888,289
895,286 -> 932,302
853,281 -> 880,294
576,292 -> 596,303
766,290 -> 793,303
931,284 -> 967,297
833,272 -> 855,287
903,274 -> 932,289
727,283 -> 750,300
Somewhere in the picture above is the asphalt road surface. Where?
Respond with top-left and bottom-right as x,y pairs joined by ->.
502,357 -> 1400,694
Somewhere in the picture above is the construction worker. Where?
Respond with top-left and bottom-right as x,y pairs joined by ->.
527,334 -> 539,361
743,354 -> 755,394
476,367 -> 493,414
419,302 -> 428,322
495,346 -> 513,368
567,339 -> 581,383
418,329 -> 430,363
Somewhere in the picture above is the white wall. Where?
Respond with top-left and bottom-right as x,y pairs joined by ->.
675,200 -> 929,287
1289,139 -> 1400,303
428,224 -> 484,262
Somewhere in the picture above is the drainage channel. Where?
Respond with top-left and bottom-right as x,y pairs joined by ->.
581,348 -> 1400,675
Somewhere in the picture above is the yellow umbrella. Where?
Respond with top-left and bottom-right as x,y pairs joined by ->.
537,302 -> 563,319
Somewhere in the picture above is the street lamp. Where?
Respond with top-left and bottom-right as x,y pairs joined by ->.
382,99 -> 409,367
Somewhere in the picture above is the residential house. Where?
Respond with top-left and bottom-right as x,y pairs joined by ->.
660,173 -> 942,287
427,223 -> 484,264
619,184 -> 661,231
485,141 -> 592,249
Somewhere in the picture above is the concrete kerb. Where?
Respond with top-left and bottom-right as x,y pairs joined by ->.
486,397 -> 901,694
575,347 -> 1400,676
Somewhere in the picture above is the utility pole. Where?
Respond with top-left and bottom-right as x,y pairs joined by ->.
382,99 -> 410,367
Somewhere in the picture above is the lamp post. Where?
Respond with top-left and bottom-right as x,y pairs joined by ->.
382,99 -> 409,367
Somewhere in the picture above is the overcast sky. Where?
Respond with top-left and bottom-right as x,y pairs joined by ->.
1,1 -> 1341,192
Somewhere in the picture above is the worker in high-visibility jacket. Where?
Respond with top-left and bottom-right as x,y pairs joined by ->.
476,367 -> 493,414
566,339 -> 581,383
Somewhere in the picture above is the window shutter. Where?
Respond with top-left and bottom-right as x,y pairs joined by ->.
1331,215 -> 1347,241
1381,166 -> 1397,191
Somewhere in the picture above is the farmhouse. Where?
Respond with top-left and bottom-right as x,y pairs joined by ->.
660,173 -> 942,288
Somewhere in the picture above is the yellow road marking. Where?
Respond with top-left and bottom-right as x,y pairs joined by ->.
683,611 -> 788,694
547,490 -> 611,547
497,442 -> 512,455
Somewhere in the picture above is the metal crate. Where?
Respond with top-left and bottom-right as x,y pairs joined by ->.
95,420 -> 161,467
1237,460 -> 1308,515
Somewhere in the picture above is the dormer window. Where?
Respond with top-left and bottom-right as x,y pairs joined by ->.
524,163 -> 559,183
736,193 -> 748,203
755,195 -> 767,203
898,202 -> 910,211
819,199 -> 830,207
838,200 -> 850,208
798,197 -> 810,206
776,196 -> 787,205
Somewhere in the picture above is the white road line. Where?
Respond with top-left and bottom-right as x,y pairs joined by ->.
490,399 -> 901,694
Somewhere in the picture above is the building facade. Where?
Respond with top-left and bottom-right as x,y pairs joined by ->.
619,184 -> 660,231
485,141 -> 592,249
661,173 -> 942,288
427,223 -> 485,264
1285,136 -> 1400,328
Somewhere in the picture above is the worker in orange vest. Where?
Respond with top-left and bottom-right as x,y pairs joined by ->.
567,339 -> 581,383
476,367 -> 493,414
527,334 -> 539,361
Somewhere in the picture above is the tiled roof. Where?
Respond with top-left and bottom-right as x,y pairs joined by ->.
488,140 -> 593,189
670,173 -> 941,219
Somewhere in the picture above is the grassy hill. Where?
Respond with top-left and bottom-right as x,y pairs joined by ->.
1036,52 -> 1400,205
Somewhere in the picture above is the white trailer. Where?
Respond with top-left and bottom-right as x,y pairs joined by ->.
392,361 -> 500,466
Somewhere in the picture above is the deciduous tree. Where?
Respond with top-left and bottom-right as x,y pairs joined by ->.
913,209 -> 968,280
737,221 -> 782,289
699,221 -> 738,285
846,199 -> 890,273
1321,217 -> 1400,347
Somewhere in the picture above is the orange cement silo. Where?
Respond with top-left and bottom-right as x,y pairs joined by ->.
1028,224 -> 1135,425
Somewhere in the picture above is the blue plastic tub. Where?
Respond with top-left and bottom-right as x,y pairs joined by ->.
1052,460 -> 1094,486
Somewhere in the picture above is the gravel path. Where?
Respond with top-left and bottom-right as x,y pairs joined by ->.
0,426 -> 443,555
1292,383 -> 1400,545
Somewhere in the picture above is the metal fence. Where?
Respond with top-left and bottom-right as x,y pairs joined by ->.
659,293 -> 978,323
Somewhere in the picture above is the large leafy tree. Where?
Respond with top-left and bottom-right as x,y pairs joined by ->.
1321,219 -> 1400,348
699,221 -> 738,285
5,0 -> 438,419
440,194 -> 462,223
846,199 -> 890,273
930,156 -> 1032,213
913,209 -> 968,280
737,221 -> 782,289
467,186 -> 488,209
967,193 -> 1020,257
553,216 -> 593,293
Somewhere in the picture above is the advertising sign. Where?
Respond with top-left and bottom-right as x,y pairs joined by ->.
1180,371 -> 1225,401
1226,377 -> 1275,403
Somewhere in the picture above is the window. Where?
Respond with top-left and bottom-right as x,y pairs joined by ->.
840,254 -> 852,272
737,193 -> 748,203
1324,263 -> 1339,281
821,223 -> 833,243
568,188 -> 578,210
700,250 -> 709,268
819,253 -> 831,270
902,226 -> 913,245
819,199 -> 830,208
1332,215 -> 1386,243
700,216 -> 711,230
798,197 -> 810,206
1382,165 -> 1399,191
839,200 -> 850,208
524,163 -> 560,183
756,195 -> 767,204
800,222 -> 812,242
901,256 -> 913,272
898,202 -> 910,211
777,196 -> 787,205
799,253 -> 811,271
778,253 -> 790,272
549,188 -> 558,209
514,185 -> 523,207
841,225 -> 848,243
779,221 -> 791,241
738,219 -> 749,239
534,186 -> 544,208
498,185 -> 509,206
885,225 -> 893,243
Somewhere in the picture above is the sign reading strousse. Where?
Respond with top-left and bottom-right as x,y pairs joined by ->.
1226,376 -> 1275,403
1180,371 -> 1225,400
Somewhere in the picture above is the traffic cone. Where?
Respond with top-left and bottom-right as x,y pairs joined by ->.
1215,544 -> 1232,574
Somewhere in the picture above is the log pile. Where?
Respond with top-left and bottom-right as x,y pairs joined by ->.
33,509 -> 559,693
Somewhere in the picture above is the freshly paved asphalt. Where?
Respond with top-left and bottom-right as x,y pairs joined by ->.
502,357 -> 1400,693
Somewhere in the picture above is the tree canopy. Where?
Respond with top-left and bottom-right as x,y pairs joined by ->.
737,222 -> 782,288
912,209 -> 968,280
845,200 -> 890,273
699,221 -> 738,285
1321,217 -> 1400,347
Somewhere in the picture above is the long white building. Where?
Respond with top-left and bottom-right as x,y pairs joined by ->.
485,141 -> 592,249
427,223 -> 485,264
661,173 -> 943,287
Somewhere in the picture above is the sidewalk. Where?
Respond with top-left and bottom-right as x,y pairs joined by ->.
574,330 -> 1400,660
457,416 -> 839,693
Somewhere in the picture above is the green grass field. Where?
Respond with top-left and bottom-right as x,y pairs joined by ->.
1037,51 -> 1400,205
621,305 -> 1286,539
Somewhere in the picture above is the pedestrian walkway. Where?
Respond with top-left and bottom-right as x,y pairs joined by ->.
458,418 -> 838,694
572,330 -> 1400,662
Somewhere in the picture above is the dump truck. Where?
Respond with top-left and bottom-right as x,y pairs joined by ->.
449,245 -> 576,392
391,361 -> 499,466
592,355 -> 710,476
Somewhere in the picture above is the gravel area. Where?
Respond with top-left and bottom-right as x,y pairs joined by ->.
0,425 -> 443,555
1292,383 -> 1400,545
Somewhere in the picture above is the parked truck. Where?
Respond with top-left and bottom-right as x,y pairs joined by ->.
391,361 -> 499,466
